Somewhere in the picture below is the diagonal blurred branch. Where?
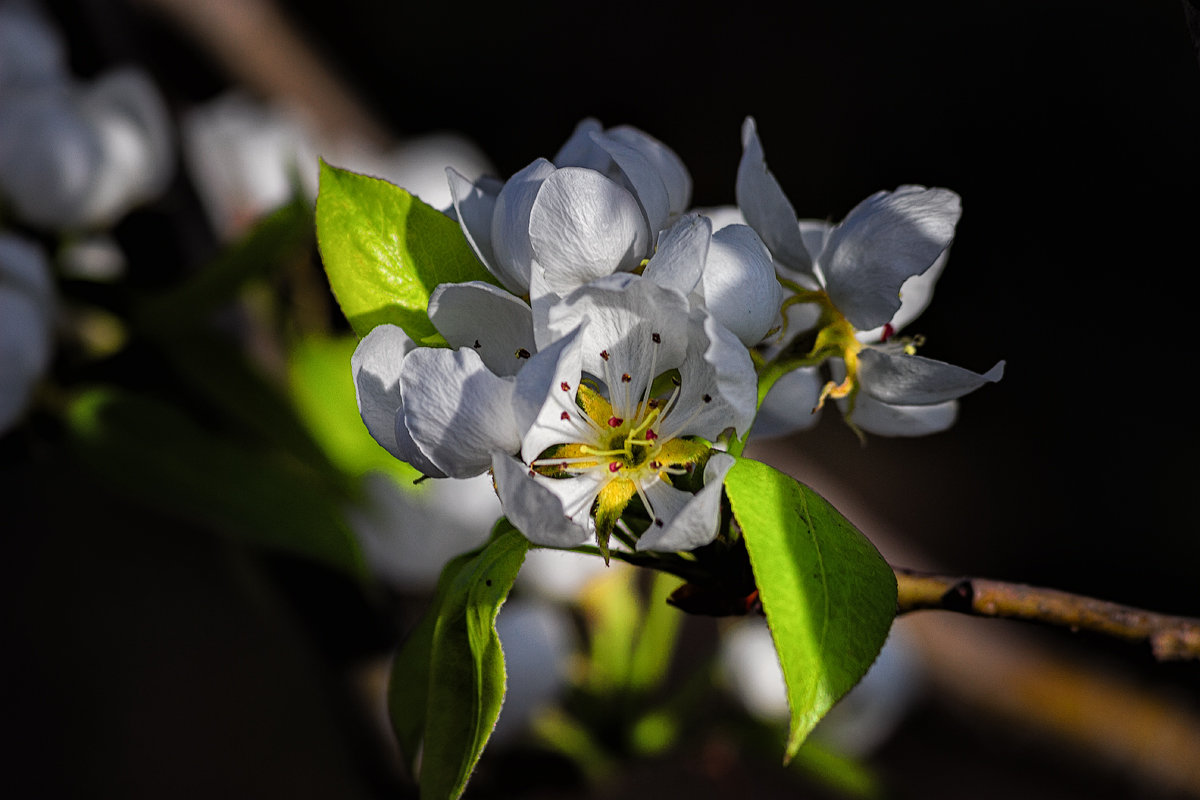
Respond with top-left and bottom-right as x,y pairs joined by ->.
131,0 -> 390,145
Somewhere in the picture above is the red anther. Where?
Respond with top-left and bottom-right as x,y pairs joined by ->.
560,381 -> 570,391
649,460 -> 661,469
645,429 -> 658,441
652,332 -> 661,343
609,462 -> 621,473
647,398 -> 661,409
600,350 -> 610,361
560,411 -> 570,420
516,348 -> 531,359
881,323 -> 895,342
654,518 -> 664,527
473,339 -> 482,349
607,416 -> 624,427
702,394 -> 712,403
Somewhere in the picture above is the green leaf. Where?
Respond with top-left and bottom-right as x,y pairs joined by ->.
389,522 -> 529,800
388,550 -> 474,774
724,458 -> 896,763
66,387 -> 367,580
287,334 -> 421,484
315,161 -> 498,342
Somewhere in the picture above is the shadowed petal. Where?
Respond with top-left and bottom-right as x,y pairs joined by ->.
735,117 -> 812,274
591,130 -> 671,236
636,454 -> 735,552
351,324 -> 416,457
493,452 -> 594,547
843,394 -> 959,436
643,212 -> 711,296
698,224 -> 782,346
400,346 -> 520,478
858,348 -> 1004,405
821,186 -> 960,331
428,281 -> 534,377
447,166 -> 502,281
751,367 -> 823,438
606,125 -> 692,218
491,157 -> 555,294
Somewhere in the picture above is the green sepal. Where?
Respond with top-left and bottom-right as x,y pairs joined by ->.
723,457 -> 896,764
388,520 -> 529,800
314,160 -> 499,343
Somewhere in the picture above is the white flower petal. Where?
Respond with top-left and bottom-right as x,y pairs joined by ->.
670,311 -> 758,441
698,224 -> 782,346
347,472 -> 494,591
428,281 -> 534,377
0,233 -> 54,308
857,247 -> 950,342
351,324 -> 416,457
492,453 -> 593,547
400,346 -> 521,478
842,394 -> 959,437
0,88 -> 101,229
74,68 -> 174,227
751,367 -> 824,438
643,212 -> 711,296
515,325 -> 587,462
552,118 -> 607,170
0,2 -> 68,91
591,130 -> 671,236
798,219 -> 833,268
605,125 -> 692,218
447,166 -> 502,283
528,167 -> 649,296
858,348 -> 1004,405
735,117 -> 812,274
490,157 -> 555,295
821,186 -> 961,331
636,453 -> 735,552
547,273 -> 690,395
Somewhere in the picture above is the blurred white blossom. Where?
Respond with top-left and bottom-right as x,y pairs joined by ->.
0,233 -> 54,433
182,90 -> 493,239
718,617 -> 923,757
345,471 -> 499,592
0,3 -> 173,231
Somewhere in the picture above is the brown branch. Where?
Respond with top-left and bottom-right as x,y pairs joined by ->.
895,568 -> 1200,661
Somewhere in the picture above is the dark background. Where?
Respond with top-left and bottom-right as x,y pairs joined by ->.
5,0 -> 1200,797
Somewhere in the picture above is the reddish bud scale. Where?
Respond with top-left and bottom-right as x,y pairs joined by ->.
608,416 -> 624,427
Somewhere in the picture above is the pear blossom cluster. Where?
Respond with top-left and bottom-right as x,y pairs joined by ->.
352,117 -> 1002,553
735,118 -> 1003,437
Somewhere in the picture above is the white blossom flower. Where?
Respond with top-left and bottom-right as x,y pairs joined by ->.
345,472 -> 499,592
718,617 -> 923,757
183,90 -> 494,239
0,55 -> 172,231
491,272 -> 754,553
445,119 -> 781,347
350,317 -> 586,481
736,117 -> 1002,436
0,233 -> 54,433
447,119 -> 690,296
